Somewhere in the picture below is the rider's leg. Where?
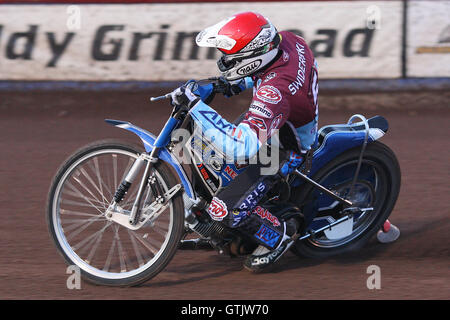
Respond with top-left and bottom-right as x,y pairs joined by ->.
235,118 -> 319,271
206,159 -> 302,270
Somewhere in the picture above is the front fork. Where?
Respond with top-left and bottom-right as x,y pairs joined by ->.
111,147 -> 160,225
108,110 -> 184,226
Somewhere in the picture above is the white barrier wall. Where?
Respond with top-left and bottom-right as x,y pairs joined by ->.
0,1 -> 448,81
407,0 -> 450,77
0,1 -> 402,80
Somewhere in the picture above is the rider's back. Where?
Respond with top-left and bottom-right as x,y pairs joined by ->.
250,31 -> 318,131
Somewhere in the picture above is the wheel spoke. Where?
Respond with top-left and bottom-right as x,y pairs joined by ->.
79,167 -> 110,205
89,157 -> 113,199
72,222 -> 110,253
113,225 -> 128,272
62,188 -> 106,207
64,181 -> 105,214
61,209 -> 102,218
112,154 -> 118,190
72,173 -> 107,209
65,215 -> 105,241
128,229 -> 145,267
103,235 -> 117,272
61,198 -> 105,212
129,231 -> 159,256
84,224 -> 107,264
151,224 -> 169,238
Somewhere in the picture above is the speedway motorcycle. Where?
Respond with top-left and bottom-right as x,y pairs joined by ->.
47,79 -> 401,286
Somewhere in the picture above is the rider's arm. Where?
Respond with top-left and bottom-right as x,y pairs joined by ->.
189,100 -> 260,160
171,79 -> 288,160
191,77 -> 253,104
189,90 -> 289,160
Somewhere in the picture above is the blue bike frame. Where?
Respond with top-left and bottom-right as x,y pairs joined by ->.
105,99 -> 387,222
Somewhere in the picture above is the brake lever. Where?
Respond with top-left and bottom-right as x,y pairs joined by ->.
207,76 -> 228,94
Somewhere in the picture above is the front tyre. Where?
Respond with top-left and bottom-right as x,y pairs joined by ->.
291,141 -> 401,258
46,140 -> 185,286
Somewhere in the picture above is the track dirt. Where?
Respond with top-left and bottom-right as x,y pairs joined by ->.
0,88 -> 449,299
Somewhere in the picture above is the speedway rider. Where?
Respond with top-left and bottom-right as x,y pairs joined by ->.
170,12 -> 319,271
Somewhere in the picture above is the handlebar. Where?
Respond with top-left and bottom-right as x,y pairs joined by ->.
149,77 -> 228,103
150,94 -> 171,102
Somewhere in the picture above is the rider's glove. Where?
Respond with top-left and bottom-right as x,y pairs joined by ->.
170,85 -> 200,109
224,80 -> 244,98
279,151 -> 304,177
216,77 -> 252,98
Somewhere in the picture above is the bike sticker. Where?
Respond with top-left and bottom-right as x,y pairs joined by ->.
238,181 -> 267,211
254,224 -> 281,248
224,165 -> 238,180
252,206 -> 281,227
231,209 -> 249,227
256,85 -> 282,104
197,163 -> 210,180
196,163 -> 218,192
208,197 -> 228,221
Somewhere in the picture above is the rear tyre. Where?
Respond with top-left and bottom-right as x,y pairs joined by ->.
291,141 -> 401,258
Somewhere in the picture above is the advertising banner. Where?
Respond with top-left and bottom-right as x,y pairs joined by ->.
0,1 -> 402,81
407,0 -> 450,77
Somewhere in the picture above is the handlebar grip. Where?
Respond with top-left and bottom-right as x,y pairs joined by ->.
150,94 -> 170,102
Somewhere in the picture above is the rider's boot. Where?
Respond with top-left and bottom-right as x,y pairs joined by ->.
243,217 -> 300,272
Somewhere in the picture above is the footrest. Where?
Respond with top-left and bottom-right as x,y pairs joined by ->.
179,238 -> 214,250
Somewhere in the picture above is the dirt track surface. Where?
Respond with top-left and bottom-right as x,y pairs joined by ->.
0,89 -> 449,300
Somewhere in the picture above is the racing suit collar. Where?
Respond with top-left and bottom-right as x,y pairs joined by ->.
252,48 -> 286,81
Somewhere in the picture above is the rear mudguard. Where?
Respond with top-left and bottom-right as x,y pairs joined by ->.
310,127 -> 385,176
292,115 -> 388,187
105,119 -> 195,199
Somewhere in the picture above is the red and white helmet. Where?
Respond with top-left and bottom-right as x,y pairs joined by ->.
196,12 -> 280,80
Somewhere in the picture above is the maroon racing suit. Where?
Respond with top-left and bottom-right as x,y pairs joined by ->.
190,31 -> 319,249
241,31 -> 319,150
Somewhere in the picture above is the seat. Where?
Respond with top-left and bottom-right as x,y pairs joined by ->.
318,115 -> 389,145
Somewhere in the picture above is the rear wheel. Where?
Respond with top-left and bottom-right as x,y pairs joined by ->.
291,141 -> 401,258
46,140 -> 185,286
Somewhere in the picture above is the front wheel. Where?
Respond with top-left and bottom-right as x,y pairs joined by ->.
46,140 -> 185,286
291,141 -> 401,258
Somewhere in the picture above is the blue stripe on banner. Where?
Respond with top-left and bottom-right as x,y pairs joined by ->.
1,79 -> 448,91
